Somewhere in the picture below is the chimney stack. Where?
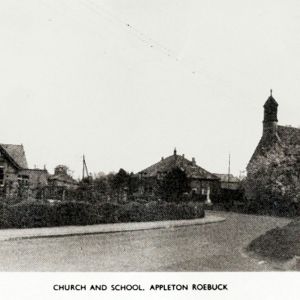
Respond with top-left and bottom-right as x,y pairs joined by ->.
192,157 -> 196,166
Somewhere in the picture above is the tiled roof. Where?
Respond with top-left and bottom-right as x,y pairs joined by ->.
139,153 -> 219,180
213,173 -> 240,183
277,125 -> 300,146
248,125 -> 300,168
0,144 -> 28,169
49,173 -> 77,184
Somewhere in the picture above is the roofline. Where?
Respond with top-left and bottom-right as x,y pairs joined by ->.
21,168 -> 49,172
137,173 -> 220,181
0,145 -> 21,170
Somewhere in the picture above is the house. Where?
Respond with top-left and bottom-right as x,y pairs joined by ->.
48,165 -> 78,189
213,173 -> 240,190
0,144 -> 78,199
0,144 -> 48,197
137,149 -> 220,200
246,91 -> 300,199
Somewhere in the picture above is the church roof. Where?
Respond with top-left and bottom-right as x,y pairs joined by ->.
139,151 -> 219,180
0,144 -> 28,169
248,124 -> 300,167
277,125 -> 300,146
264,95 -> 278,108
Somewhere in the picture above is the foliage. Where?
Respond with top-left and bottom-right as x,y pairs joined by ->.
39,169 -> 139,203
245,145 -> 300,215
0,200 -> 205,229
158,167 -> 190,202
247,219 -> 300,262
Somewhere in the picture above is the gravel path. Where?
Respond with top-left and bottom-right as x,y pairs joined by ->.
0,214 -> 224,241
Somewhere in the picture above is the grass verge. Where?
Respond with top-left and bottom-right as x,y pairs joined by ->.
247,218 -> 300,261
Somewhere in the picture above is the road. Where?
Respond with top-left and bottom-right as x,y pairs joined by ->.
0,211 -> 290,271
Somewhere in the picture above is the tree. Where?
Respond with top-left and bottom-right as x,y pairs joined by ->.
111,169 -> 129,190
158,167 -> 190,202
109,169 -> 131,202
93,173 -> 109,194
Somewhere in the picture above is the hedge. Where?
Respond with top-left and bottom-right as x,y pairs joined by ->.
0,200 -> 205,229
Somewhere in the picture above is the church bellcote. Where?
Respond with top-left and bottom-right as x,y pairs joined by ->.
263,89 -> 278,137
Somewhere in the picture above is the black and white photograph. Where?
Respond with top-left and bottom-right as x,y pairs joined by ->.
0,1 -> 299,295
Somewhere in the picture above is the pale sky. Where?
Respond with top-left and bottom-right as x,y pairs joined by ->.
1,0 -> 300,178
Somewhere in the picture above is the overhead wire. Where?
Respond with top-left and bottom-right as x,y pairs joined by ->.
76,0 -> 229,85
78,0 -> 180,61
39,0 -> 227,84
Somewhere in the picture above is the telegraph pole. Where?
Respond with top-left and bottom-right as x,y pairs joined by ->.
82,154 -> 90,180
227,153 -> 231,189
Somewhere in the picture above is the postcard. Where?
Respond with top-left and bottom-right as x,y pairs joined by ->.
0,1 -> 299,299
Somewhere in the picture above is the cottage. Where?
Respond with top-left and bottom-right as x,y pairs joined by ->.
0,144 -> 78,199
137,149 -> 220,199
48,165 -> 78,189
0,144 -> 48,197
213,173 -> 240,190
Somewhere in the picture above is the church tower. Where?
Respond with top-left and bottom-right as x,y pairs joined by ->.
263,89 -> 278,137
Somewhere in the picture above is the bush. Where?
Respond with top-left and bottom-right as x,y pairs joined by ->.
0,201 -> 100,228
53,201 -> 99,226
1,201 -> 55,228
0,200 -> 205,229
117,201 -> 144,222
116,201 -> 205,223
247,220 -> 300,261
96,202 -> 120,223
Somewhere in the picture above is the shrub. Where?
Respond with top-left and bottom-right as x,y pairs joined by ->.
2,201 -> 55,228
0,200 -> 205,229
158,167 -> 190,202
116,201 -> 144,222
53,201 -> 99,226
96,202 -> 120,223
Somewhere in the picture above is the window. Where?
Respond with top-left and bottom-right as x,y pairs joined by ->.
0,167 -> 4,186
18,175 -> 29,185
